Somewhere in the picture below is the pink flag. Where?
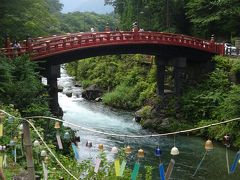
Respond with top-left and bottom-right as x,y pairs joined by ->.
94,158 -> 101,173
56,134 -> 63,149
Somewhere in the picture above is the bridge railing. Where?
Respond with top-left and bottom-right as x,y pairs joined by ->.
0,31 -> 224,59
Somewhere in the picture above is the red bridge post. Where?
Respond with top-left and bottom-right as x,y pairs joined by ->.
210,34 -> 216,52
25,35 -> 32,52
46,41 -> 50,51
62,37 -> 66,49
4,34 -> 11,48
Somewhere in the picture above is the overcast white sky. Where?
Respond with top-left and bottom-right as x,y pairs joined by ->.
59,0 -> 114,14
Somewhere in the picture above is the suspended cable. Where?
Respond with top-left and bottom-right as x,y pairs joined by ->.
0,110 -> 78,179
23,119 -> 78,180
1,109 -> 240,138
24,115 -> 240,138
1,109 -> 240,178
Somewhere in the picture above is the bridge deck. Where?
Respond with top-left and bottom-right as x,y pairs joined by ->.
0,31 -> 224,60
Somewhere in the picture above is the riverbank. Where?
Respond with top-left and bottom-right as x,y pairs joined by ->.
66,55 -> 240,149
58,67 -> 240,179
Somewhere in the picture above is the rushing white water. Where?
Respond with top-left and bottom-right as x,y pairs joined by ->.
57,67 -> 240,180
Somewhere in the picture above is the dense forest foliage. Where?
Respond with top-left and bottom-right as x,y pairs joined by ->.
66,55 -> 156,110
1,0 -> 240,45
0,0 -> 117,46
181,56 -> 240,147
1,0 -> 240,178
107,0 -> 240,40
66,55 -> 240,147
0,0 -> 61,40
0,56 -> 137,179
0,0 -> 239,146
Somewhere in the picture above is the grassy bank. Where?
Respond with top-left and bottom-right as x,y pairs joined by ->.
66,55 -> 240,148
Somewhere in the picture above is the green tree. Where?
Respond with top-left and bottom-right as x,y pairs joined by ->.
0,55 -> 47,114
66,55 -> 156,110
0,0 -> 62,44
186,0 -> 240,39
46,0 -> 63,14
59,11 -> 118,33
112,0 -> 191,33
181,56 -> 240,147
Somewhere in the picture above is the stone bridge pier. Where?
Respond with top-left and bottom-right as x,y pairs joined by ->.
44,65 -> 63,117
156,56 -> 186,115
156,55 -> 214,117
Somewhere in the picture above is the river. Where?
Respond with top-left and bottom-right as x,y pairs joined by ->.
57,67 -> 239,180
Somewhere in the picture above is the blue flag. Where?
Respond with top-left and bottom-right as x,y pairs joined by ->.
71,143 -> 80,161
159,163 -> 165,180
229,151 -> 240,173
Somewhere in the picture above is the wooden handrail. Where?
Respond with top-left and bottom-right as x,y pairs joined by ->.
0,31 -> 224,59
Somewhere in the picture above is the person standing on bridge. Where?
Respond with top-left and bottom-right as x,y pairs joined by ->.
91,27 -> 95,32
105,23 -> 110,32
132,22 -> 139,40
132,22 -> 139,32
12,40 -> 21,56
115,26 -> 119,31
13,41 -> 21,49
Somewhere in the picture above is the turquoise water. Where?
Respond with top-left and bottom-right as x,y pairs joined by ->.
58,68 -> 240,180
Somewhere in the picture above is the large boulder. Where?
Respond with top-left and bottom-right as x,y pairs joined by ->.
134,105 -> 153,123
142,117 -> 170,132
134,111 -> 142,123
82,84 -> 102,100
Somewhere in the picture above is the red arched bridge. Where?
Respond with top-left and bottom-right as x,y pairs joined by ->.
0,31 -> 224,65
0,31 -> 226,116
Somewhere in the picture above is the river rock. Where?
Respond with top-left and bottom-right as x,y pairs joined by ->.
58,86 -> 63,92
142,117 -> 170,131
74,93 -> 80,98
95,97 -> 102,102
66,92 -> 72,97
134,112 -> 142,123
134,105 -> 154,123
75,82 -> 82,87
82,84 -> 102,100
63,87 -> 73,98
